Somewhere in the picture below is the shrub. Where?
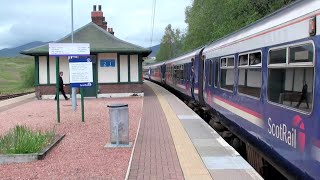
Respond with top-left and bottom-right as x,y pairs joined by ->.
20,64 -> 35,88
0,125 -> 55,154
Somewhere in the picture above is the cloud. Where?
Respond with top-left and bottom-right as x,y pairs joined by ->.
0,0 -> 191,49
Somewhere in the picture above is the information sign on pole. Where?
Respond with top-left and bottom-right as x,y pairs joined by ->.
69,57 -> 93,87
48,43 -> 90,123
49,43 -> 90,56
69,57 -> 93,122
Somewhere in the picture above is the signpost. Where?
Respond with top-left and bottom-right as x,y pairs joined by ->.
49,43 -> 90,56
49,43 -> 90,123
69,57 -> 93,122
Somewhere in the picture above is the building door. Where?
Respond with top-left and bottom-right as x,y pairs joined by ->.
83,55 -> 97,97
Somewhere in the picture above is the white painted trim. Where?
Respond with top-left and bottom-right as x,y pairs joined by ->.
39,56 -> 47,84
41,93 -> 144,100
41,95 -> 72,100
97,93 -> 144,98
125,100 -> 143,180
176,84 -> 186,89
120,55 -> 129,82
213,97 -> 264,128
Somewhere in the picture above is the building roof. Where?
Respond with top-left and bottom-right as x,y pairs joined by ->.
21,22 -> 151,56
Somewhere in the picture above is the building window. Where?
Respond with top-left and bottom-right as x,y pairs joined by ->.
238,52 -> 262,98
268,43 -> 314,112
220,57 -> 234,91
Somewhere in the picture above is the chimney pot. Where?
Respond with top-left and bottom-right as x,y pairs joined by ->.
98,5 -> 102,11
93,5 -> 96,11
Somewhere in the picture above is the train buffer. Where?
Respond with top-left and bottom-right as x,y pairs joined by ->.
126,81 -> 262,180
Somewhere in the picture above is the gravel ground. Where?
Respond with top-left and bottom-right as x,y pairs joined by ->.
0,97 -> 143,180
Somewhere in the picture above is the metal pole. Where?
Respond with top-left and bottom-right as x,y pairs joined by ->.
80,88 -> 84,122
56,57 -> 60,123
71,0 -> 77,111
116,110 -> 119,146
71,0 -> 74,43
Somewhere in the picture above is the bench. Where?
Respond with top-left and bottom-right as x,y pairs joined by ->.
279,92 -> 312,105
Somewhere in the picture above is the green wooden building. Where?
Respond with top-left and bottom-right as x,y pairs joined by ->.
21,6 -> 151,99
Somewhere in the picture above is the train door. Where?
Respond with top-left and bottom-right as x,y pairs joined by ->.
203,59 -> 210,94
198,48 -> 206,105
204,58 -> 215,105
161,63 -> 166,84
213,58 -> 219,93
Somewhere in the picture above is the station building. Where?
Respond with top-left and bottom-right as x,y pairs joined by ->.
21,5 -> 151,99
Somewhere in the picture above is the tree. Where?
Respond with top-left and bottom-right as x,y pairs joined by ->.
182,0 -> 295,52
156,24 -> 183,62
154,0 -> 295,62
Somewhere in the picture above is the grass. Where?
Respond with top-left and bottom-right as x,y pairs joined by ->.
0,125 -> 55,154
0,57 -> 35,95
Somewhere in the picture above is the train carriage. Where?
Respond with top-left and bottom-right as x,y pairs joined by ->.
164,48 -> 203,100
144,1 -> 320,179
202,1 -> 320,179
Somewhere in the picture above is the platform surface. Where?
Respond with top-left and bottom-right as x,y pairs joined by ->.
127,81 -> 263,180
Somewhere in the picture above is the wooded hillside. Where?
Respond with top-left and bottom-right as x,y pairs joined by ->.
156,0 -> 295,62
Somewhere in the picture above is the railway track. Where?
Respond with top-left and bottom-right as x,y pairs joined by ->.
0,92 -> 34,101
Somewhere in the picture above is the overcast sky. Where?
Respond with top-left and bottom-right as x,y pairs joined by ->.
0,0 -> 191,50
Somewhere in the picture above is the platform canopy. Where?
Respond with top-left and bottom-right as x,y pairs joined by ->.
21,22 -> 151,57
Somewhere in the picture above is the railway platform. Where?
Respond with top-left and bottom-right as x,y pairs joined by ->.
0,93 -> 35,113
126,81 -> 263,180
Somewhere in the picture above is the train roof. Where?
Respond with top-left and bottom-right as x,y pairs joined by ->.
144,46 -> 204,68
203,0 -> 320,54
165,47 -> 203,64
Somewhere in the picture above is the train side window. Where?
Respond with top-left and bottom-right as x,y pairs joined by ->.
269,48 -> 286,64
268,43 -> 314,112
220,56 -> 234,91
172,66 -> 174,80
208,60 -> 213,86
239,54 -> 248,66
238,52 -> 262,98
178,65 -> 183,81
289,44 -> 314,63
227,57 -> 235,67
221,58 -> 227,67
214,61 -> 219,87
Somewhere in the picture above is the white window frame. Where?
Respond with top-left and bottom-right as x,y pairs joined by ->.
220,55 -> 235,92
237,50 -> 262,100
267,40 -> 315,114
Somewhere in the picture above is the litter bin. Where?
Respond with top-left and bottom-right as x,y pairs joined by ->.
107,104 -> 129,146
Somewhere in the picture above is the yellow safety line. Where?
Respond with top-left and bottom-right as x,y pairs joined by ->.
147,82 -> 212,180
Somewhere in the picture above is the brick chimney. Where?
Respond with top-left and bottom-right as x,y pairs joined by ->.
91,5 -> 114,35
107,28 -> 115,35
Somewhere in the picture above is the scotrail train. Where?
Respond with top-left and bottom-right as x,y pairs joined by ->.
144,1 -> 320,179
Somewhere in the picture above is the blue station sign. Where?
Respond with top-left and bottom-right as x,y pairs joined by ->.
69,57 -> 93,88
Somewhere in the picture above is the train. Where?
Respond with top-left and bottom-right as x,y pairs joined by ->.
143,1 -> 320,179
